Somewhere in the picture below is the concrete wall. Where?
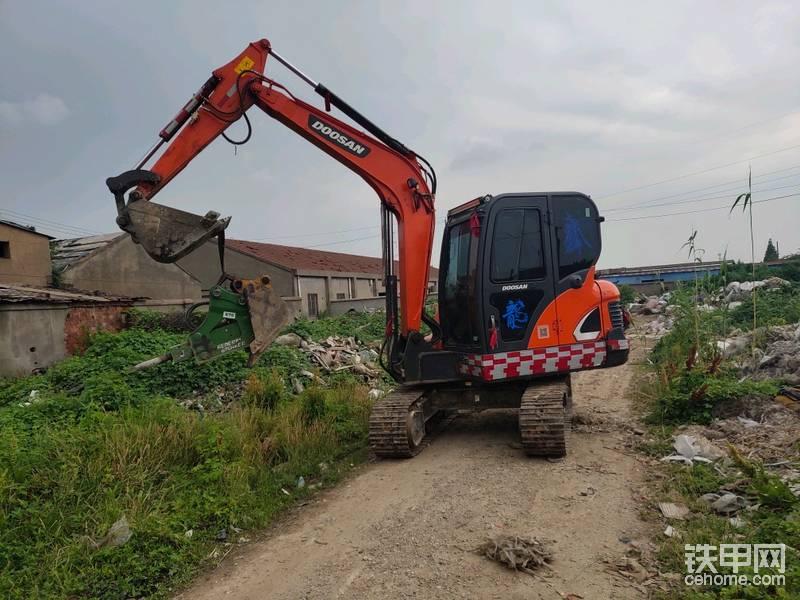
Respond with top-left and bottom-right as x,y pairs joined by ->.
329,277 -> 352,300
0,304 -> 69,375
298,276 -> 327,317
328,296 -> 385,315
0,224 -> 51,286
62,237 -> 203,300
177,241 -> 296,297
355,278 -> 375,298
0,299 -> 201,376
0,303 -> 131,375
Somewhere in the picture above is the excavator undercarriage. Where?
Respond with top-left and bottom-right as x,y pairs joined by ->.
369,376 -> 572,458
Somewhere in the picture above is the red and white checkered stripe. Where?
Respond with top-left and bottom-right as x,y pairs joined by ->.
458,340 -> 618,381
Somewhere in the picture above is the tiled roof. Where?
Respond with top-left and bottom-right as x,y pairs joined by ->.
227,240 -> 439,278
51,233 -> 124,272
0,283 -> 134,304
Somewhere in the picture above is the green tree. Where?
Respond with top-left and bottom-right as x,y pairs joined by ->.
763,238 -> 779,262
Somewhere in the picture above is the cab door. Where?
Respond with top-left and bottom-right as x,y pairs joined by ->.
482,194 -> 557,353
548,193 -> 603,345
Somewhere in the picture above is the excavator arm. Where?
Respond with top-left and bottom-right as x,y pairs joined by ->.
107,38 -> 436,379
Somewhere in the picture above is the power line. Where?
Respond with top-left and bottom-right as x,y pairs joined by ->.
0,209 -> 101,237
256,223 -> 379,241
0,208 -> 99,234
255,163 -> 800,242
606,192 -> 798,222
600,163 -> 800,211
305,234 -> 382,249
606,182 -> 800,214
595,143 -> 800,200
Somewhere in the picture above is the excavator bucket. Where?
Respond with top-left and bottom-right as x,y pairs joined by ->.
120,199 -> 230,263
107,169 -> 230,263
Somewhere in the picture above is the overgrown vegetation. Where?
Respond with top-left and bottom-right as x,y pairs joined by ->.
0,308 -> 387,599
638,260 -> 800,598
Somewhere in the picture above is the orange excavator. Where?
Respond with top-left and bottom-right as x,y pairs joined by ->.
107,38 -> 628,458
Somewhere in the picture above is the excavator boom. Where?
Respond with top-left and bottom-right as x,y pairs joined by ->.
108,38 -> 435,346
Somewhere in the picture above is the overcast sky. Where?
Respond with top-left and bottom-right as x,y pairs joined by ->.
1,0 -> 799,268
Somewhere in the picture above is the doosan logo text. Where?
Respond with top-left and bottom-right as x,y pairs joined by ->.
308,117 -> 371,157
501,283 -> 529,291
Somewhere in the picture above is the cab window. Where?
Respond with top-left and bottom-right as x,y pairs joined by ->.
490,208 -> 545,282
552,196 -> 600,280
441,219 -> 477,345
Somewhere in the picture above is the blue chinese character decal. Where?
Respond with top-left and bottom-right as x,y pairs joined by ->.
563,213 -> 589,256
502,299 -> 529,330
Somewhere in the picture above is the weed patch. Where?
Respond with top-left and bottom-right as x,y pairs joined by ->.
0,318 -> 378,598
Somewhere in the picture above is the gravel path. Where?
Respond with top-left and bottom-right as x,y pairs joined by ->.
178,337 -> 651,600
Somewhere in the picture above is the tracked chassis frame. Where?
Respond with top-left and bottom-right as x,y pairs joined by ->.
369,376 -> 572,458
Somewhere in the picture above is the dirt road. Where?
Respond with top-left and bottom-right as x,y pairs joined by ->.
179,338 -> 651,600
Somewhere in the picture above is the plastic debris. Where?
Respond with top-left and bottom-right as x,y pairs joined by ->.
709,493 -> 748,514
658,502 -> 689,520
616,557 -> 650,583
662,433 -> 725,466
297,476 -> 306,489
88,515 -> 132,549
729,517 -> 745,528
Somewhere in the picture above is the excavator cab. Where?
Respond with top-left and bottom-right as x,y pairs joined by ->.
437,192 -> 628,376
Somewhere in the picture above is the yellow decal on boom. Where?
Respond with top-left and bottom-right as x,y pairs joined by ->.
234,56 -> 255,74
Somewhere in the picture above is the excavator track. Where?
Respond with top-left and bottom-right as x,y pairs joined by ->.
519,376 -> 570,458
369,388 -> 443,458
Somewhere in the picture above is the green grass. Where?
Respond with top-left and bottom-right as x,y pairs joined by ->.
649,460 -> 799,599
0,314 -> 383,599
636,272 -> 800,598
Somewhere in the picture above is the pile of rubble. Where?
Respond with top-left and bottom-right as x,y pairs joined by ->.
628,293 -> 674,337
657,424 -> 800,530
274,332 -> 382,386
717,276 -> 790,304
718,322 -> 800,383
627,276 -> 793,338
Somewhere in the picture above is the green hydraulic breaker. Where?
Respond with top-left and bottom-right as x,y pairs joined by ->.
130,276 -> 291,371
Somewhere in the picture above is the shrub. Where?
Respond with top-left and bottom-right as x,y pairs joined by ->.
242,370 -> 284,411
299,387 -> 326,424
124,307 -> 200,333
80,372 -> 140,411
618,284 -> 636,306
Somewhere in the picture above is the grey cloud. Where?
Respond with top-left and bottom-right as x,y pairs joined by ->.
0,94 -> 70,127
0,0 -> 798,269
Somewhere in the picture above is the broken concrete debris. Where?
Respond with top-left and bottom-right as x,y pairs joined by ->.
700,492 -> 749,515
661,434 -> 725,465
277,334 -> 382,384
